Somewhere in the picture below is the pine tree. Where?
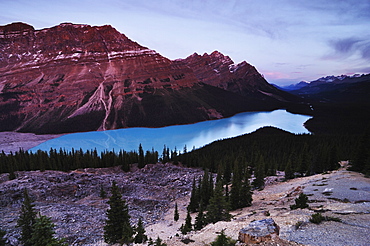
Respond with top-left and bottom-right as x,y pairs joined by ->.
290,193 -> 309,210
17,189 -> 37,246
174,202 -> 179,222
230,164 -> 242,210
0,228 -> 6,246
239,170 -> 252,207
194,205 -> 205,230
138,144 -> 145,168
134,218 -> 147,244
187,177 -> 199,212
99,184 -> 106,199
200,169 -> 212,208
284,158 -> 295,180
29,214 -> 67,246
206,181 -> 231,224
148,237 -> 154,245
252,155 -> 265,190
210,229 -> 236,246
181,211 -> 192,235
104,181 -> 134,245
155,236 -> 167,246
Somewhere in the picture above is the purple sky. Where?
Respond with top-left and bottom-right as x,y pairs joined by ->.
1,0 -> 370,85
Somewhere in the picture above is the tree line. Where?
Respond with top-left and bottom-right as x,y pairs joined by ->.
1,126 -> 364,180
0,145 -> 160,175
178,127 -> 360,179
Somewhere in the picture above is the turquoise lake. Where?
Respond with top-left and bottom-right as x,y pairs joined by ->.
30,109 -> 312,153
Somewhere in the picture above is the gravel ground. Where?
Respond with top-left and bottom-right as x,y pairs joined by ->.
147,168 -> 370,246
0,154 -> 369,246
0,131 -> 63,153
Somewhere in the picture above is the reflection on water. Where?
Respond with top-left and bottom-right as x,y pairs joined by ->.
30,110 -> 311,153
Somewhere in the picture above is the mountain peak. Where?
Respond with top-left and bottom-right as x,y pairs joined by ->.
0,22 -> 34,35
0,22 -> 296,134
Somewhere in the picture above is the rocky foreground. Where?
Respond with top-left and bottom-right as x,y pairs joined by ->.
0,164 -> 369,246
0,163 -> 203,245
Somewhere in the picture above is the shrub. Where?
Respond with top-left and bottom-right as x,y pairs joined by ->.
309,213 -> 324,224
309,213 -> 342,224
210,230 -> 236,246
290,193 -> 309,210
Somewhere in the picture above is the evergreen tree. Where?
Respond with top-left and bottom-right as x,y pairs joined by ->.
155,236 -> 167,246
187,177 -> 199,212
210,229 -> 236,246
0,228 -> 6,246
297,144 -> 310,175
239,170 -> 252,208
174,202 -> 179,222
223,161 -> 232,184
252,155 -> 265,190
134,218 -> 147,244
162,145 -> 169,163
181,211 -> 192,235
9,171 -> 16,180
99,184 -> 106,199
200,169 -> 212,208
148,237 -> 154,245
284,158 -> 295,180
194,205 -> 205,230
17,189 -> 37,246
29,214 -> 67,246
206,181 -> 231,224
104,181 -> 134,245
290,193 -> 309,210
138,144 -> 145,168
229,164 -> 242,210
352,129 -> 370,174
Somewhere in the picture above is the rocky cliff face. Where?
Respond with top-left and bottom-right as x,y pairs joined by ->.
0,22 -> 298,134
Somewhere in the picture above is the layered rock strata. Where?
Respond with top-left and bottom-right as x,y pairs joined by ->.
0,22 -> 298,134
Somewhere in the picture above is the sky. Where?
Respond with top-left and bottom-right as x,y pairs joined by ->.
1,0 -> 370,85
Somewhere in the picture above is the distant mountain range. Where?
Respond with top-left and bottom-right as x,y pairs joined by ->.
0,22 -> 301,134
275,74 -> 370,103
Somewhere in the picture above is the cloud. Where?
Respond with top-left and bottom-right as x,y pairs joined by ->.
361,44 -> 370,60
325,37 -> 370,61
330,38 -> 362,54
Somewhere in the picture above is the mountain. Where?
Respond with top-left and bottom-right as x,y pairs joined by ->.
0,22 -> 300,134
276,81 -> 309,91
285,73 -> 370,134
288,74 -> 370,103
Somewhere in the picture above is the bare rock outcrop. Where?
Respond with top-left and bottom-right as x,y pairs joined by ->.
0,163 -> 203,245
238,218 -> 280,244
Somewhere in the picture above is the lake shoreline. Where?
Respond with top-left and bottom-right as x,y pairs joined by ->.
0,132 -> 64,154
1,109 -> 311,154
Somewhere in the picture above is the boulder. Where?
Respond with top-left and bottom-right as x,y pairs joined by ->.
239,218 -> 280,244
